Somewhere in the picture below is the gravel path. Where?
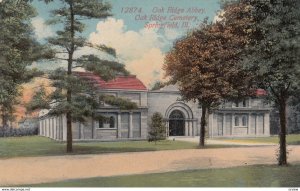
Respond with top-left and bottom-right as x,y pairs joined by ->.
1,145 -> 300,186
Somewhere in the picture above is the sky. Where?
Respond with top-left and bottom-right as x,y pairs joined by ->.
31,0 -> 222,87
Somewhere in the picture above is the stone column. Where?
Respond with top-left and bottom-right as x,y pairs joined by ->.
185,121 -> 189,136
43,119 -> 46,136
50,118 -> 53,139
56,117 -> 58,140
264,113 -> 270,135
45,118 -> 48,137
231,113 -> 235,135
117,112 -> 122,138
56,118 -> 58,140
91,117 -> 94,139
188,121 -> 192,136
166,120 -> 169,137
129,112 -> 133,138
78,122 -> 81,140
248,113 -> 251,135
46,118 -> 49,137
209,113 -> 213,138
254,114 -> 257,135
52,118 -> 55,139
193,120 -> 196,137
222,113 -> 226,136
53,118 -> 55,139
59,116 -> 63,140
62,115 -> 67,141
39,120 -> 42,136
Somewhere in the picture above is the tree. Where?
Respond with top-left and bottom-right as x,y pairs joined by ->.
148,112 -> 166,144
151,81 -> 166,91
0,0 -> 53,127
36,0 -> 135,152
164,2 -> 255,147
241,0 -> 300,165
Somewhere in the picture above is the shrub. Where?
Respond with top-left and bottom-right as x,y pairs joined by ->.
148,112 -> 166,144
0,126 -> 38,137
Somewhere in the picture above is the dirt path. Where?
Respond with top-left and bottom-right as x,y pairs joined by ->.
1,145 -> 300,186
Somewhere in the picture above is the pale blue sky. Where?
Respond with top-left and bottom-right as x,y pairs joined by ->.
31,0 -> 222,87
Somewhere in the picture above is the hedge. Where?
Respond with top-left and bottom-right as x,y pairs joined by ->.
0,126 -> 38,137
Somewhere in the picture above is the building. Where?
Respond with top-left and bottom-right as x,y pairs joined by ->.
38,72 -> 271,141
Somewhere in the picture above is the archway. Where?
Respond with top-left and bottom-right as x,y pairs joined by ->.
169,110 -> 185,136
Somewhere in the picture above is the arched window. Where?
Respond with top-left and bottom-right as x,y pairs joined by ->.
235,116 -> 239,126
169,110 -> 184,119
109,116 -> 115,128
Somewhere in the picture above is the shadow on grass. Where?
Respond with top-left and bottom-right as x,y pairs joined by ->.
0,136 -> 265,159
24,164 -> 300,187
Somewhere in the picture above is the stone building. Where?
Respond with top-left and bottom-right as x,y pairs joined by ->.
38,72 -> 271,141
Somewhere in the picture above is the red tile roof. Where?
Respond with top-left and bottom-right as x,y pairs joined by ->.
255,88 -> 267,96
73,71 -> 147,91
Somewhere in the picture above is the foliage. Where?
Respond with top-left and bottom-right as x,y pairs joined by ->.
0,126 -> 38,137
240,0 -> 300,165
29,0 -> 135,152
99,95 -> 137,110
148,112 -> 166,143
151,81 -> 166,91
163,1 -> 255,147
0,0 -> 53,126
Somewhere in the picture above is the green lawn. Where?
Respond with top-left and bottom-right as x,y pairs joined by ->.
214,134 -> 300,145
26,164 -> 300,187
0,136 -> 203,158
1,135 -> 299,158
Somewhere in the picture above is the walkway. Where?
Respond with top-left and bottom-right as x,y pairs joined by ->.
1,145 -> 300,186
169,136 -> 277,146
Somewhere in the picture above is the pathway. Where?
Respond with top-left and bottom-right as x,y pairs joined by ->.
1,145 -> 300,186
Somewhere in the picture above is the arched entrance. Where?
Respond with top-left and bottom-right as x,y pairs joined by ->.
169,110 -> 185,136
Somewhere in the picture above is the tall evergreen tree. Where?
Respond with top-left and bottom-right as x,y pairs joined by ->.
38,0 -> 135,152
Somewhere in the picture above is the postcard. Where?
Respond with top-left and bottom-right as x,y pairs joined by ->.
0,0 -> 299,189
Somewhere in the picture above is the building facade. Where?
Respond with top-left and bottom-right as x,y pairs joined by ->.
38,72 -> 271,141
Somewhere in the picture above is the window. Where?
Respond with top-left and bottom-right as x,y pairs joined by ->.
234,115 -> 248,127
242,116 -> 247,126
242,100 -> 247,107
99,98 -> 104,106
99,118 -> 104,128
109,116 -> 115,128
235,101 -> 239,107
235,116 -> 239,126
99,116 -> 115,129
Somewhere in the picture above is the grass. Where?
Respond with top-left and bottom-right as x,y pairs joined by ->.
26,164 -> 300,187
1,134 -> 299,158
0,136 -> 204,158
214,134 -> 300,145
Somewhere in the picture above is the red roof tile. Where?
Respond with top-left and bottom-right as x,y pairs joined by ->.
73,71 -> 147,91
255,88 -> 267,96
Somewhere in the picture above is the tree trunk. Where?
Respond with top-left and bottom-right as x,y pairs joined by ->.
66,97 -> 73,153
278,96 -> 287,165
1,114 -> 8,128
199,105 -> 207,147
66,0 -> 75,153
66,51 -> 73,152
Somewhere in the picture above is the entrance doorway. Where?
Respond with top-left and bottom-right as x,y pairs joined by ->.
169,110 -> 185,136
